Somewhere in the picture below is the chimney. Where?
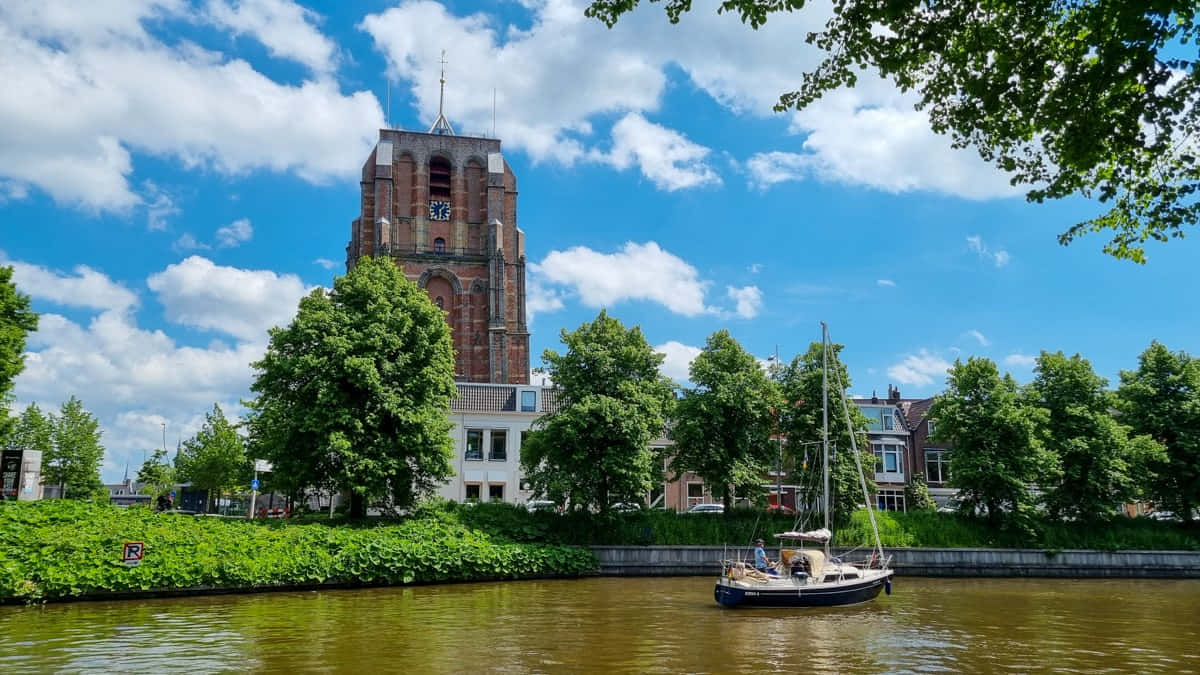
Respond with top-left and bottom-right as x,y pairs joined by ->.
870,389 -> 879,404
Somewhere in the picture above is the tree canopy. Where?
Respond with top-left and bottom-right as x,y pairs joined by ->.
1028,351 -> 1164,521
586,0 -> 1200,263
175,404 -> 247,512
246,256 -> 457,517
1117,342 -> 1200,521
930,357 -> 1046,524
136,447 -> 176,500
0,266 -> 38,440
773,339 -> 875,527
670,330 -> 782,511
46,396 -> 106,500
520,310 -> 674,513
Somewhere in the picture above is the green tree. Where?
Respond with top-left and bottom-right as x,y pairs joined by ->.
670,330 -> 781,511
246,256 -> 457,518
1028,351 -> 1165,521
520,310 -> 674,513
930,358 -> 1046,525
0,266 -> 38,441
905,472 -> 938,512
136,447 -> 175,500
46,396 -> 106,500
176,404 -> 247,513
774,340 -> 875,527
586,1 -> 1199,263
1117,342 -> 1200,522
7,403 -> 53,457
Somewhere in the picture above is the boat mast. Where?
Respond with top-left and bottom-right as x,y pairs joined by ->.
821,322 -> 830,557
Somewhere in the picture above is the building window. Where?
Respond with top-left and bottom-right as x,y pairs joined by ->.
465,429 -> 483,460
687,482 -> 704,507
429,156 -> 452,200
520,390 -> 536,412
925,449 -> 949,483
435,296 -> 444,310
465,484 -> 481,501
434,237 -> 446,253
927,419 -> 937,436
520,430 -> 529,450
882,410 -> 894,430
489,484 -> 504,502
489,430 -> 507,461
872,443 -> 904,475
877,489 -> 905,512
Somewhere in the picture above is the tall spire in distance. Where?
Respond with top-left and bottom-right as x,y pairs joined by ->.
429,49 -> 456,135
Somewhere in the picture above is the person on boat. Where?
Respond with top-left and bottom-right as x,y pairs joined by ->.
753,539 -> 772,573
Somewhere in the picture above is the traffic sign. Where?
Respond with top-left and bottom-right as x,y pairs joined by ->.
254,459 -> 273,472
251,479 -> 260,491
122,541 -> 144,567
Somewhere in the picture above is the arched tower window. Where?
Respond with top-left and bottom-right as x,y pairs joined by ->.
429,156 -> 452,221
436,296 -> 445,309
434,237 -> 446,253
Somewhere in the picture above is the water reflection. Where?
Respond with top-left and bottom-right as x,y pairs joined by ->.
2,578 -> 1198,673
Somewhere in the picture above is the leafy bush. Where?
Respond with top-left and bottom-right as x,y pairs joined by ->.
0,500 -> 595,603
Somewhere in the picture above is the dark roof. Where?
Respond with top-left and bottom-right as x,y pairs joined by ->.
451,384 -> 561,414
899,397 -> 936,431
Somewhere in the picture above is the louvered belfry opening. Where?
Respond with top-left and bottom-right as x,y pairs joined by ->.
429,156 -> 452,201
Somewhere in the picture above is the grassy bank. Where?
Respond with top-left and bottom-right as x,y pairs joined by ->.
0,501 -> 596,603
448,502 -> 1200,551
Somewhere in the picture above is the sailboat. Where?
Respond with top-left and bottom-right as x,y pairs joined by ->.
714,322 -> 894,608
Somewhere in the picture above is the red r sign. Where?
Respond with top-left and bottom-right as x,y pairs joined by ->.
122,541 -> 144,567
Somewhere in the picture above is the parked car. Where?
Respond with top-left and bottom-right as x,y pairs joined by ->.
611,502 -> 642,512
766,504 -> 794,515
525,500 -> 558,513
687,503 -> 724,514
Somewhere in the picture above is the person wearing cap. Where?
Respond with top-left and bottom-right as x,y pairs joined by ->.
753,538 -> 772,572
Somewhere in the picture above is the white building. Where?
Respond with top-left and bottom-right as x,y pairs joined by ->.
439,383 -> 560,505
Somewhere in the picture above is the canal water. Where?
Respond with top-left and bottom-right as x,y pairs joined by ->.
2,577 -> 1198,673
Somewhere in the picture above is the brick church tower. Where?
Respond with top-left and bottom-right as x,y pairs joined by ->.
345,80 -> 529,384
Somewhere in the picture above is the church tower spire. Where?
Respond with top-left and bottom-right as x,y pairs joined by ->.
428,50 -> 456,136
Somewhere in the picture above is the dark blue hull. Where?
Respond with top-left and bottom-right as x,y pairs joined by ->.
714,573 -> 891,608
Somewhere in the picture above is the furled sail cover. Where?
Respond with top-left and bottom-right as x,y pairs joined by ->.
774,528 -> 832,543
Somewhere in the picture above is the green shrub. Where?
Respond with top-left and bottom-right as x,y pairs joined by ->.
0,500 -> 596,603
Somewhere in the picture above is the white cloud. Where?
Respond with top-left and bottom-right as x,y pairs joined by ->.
532,241 -> 713,316
143,180 -> 179,231
314,257 -> 339,270
204,0 -> 338,75
965,329 -> 990,347
0,0 -> 383,212
1004,353 -> 1037,368
215,218 -> 253,248
887,349 -> 953,387
3,255 -> 139,312
525,276 -> 566,323
726,285 -> 763,319
966,235 -> 1011,268
877,279 -> 896,287
747,263 -> 762,274
595,113 -> 720,191
10,254 -> 310,482
654,340 -> 702,384
172,233 -> 211,253
146,256 -> 315,342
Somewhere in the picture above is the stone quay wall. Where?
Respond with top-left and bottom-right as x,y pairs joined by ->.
588,546 -> 1200,578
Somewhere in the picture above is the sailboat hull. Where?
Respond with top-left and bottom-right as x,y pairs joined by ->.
714,572 -> 892,608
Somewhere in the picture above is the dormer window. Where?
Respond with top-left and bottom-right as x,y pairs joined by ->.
434,237 -> 446,253
882,410 -> 894,430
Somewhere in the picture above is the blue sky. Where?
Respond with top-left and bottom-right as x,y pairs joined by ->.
3,0 -> 1198,481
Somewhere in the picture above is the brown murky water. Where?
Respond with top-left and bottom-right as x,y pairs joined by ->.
2,577 -> 1199,673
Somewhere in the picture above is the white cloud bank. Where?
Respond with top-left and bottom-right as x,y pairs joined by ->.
0,0 -> 383,212
10,255 -> 314,481
529,241 -> 759,319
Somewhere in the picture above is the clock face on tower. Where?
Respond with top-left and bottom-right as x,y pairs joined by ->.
429,200 -> 450,221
